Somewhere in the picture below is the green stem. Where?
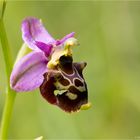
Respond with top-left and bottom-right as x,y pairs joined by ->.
0,89 -> 16,139
0,18 -> 16,139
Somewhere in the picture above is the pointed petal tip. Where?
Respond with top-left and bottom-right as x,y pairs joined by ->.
56,32 -> 76,46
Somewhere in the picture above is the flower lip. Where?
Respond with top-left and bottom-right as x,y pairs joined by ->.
40,61 -> 88,113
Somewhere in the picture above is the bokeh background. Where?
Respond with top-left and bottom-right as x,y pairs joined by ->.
0,1 -> 140,139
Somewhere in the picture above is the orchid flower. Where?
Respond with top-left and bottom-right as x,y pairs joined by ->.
10,17 -> 90,113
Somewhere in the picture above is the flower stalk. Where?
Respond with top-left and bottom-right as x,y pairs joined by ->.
0,2 -> 16,139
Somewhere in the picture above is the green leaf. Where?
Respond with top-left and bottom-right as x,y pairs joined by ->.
0,0 -> 6,19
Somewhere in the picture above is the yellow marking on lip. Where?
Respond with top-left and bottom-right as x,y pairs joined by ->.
66,92 -> 77,100
80,102 -> 92,110
54,89 -> 67,96
54,81 -> 70,90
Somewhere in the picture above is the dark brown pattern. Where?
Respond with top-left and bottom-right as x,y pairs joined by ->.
40,55 -> 88,112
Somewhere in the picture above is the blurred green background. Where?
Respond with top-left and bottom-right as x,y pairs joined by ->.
0,1 -> 140,139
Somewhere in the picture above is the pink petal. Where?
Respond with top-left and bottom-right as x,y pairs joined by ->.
22,17 -> 55,51
35,41 -> 53,57
55,32 -> 75,46
10,51 -> 48,92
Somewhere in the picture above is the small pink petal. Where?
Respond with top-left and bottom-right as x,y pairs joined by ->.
56,32 -> 75,46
